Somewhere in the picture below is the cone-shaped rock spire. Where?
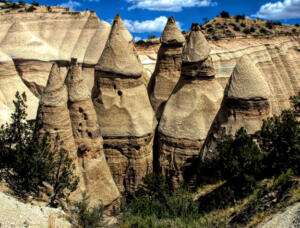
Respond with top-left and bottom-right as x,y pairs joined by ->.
93,14 -> 155,196
66,59 -> 120,207
227,55 -> 271,100
96,14 -> 143,77
37,62 -> 77,160
157,27 -> 223,188
161,17 -> 185,45
201,55 -> 271,160
149,17 -> 185,119
40,63 -> 68,107
182,23 -> 211,63
66,58 -> 90,102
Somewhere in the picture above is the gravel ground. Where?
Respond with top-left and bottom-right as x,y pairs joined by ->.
259,203 -> 300,228
0,192 -> 71,228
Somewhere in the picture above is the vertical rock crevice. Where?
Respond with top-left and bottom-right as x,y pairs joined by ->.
66,58 -> 120,208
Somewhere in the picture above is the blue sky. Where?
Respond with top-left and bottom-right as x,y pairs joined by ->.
12,0 -> 300,39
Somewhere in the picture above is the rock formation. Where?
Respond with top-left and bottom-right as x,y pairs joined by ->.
36,62 -> 87,199
0,10 -> 111,124
201,55 -> 271,160
37,62 -> 77,158
158,23 -> 223,187
66,58 -> 120,207
93,14 -> 155,196
149,17 -> 185,119
0,52 -> 39,125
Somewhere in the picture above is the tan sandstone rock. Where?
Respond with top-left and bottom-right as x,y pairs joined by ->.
182,23 -> 211,63
149,17 -> 185,119
37,63 -> 82,196
66,58 -> 120,207
96,14 -> 143,78
158,26 -> 223,187
0,52 -> 39,125
201,55 -> 271,160
93,14 -> 155,196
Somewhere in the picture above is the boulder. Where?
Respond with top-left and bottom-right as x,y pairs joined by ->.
201,55 -> 271,160
149,17 -> 185,119
93,14 -> 155,196
66,58 -> 120,207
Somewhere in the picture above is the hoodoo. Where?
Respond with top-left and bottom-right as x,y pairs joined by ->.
149,17 -> 185,119
93,14 -> 155,196
201,55 -> 271,160
36,62 -> 86,198
158,23 -> 223,187
37,63 -> 77,158
66,58 -> 120,207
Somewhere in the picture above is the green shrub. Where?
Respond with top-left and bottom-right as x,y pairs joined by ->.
26,5 -> 36,12
243,27 -> 251,34
240,22 -> 246,27
73,197 -> 106,228
216,128 -> 264,194
250,26 -> 256,33
124,173 -> 198,220
260,111 -> 300,176
31,1 -> 39,6
0,92 -> 78,205
235,14 -> 245,22
219,11 -> 230,18
233,25 -> 240,31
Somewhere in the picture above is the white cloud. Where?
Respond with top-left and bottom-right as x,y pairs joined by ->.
124,16 -> 182,33
134,36 -> 142,41
59,0 -> 81,10
253,0 -> 300,19
83,0 -> 101,2
126,0 -> 217,12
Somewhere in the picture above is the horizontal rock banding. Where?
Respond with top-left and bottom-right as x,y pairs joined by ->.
149,17 -> 185,119
66,58 -> 120,207
201,55 -> 271,160
93,14 -> 155,196
158,23 -> 223,188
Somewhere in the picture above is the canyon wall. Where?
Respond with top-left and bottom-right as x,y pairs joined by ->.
0,10 -> 300,198
138,36 -> 300,116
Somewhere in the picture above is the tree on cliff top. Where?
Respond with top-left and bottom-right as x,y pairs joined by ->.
0,92 -> 78,206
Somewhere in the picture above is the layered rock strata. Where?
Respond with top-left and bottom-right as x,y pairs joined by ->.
158,24 -> 223,187
149,17 -> 185,119
93,14 -> 155,196
0,52 -> 39,125
66,58 -> 120,207
0,10 -> 111,124
201,55 -> 271,160
37,63 -> 77,158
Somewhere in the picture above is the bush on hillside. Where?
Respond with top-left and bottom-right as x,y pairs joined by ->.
215,128 -> 264,194
31,1 -> 39,6
72,197 -> 106,228
25,5 -> 36,12
259,94 -> 300,177
123,173 -> 198,219
0,92 -> 78,206
235,14 -> 245,22
219,11 -> 230,18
